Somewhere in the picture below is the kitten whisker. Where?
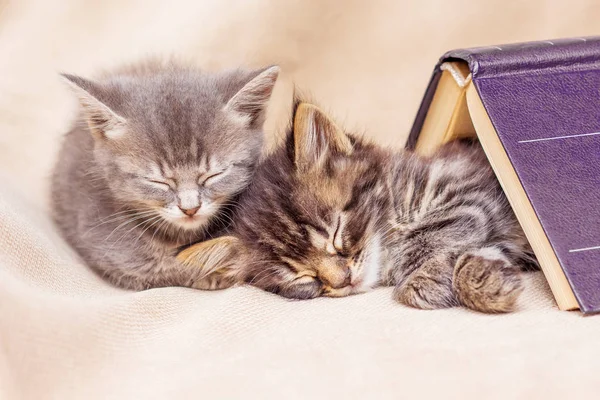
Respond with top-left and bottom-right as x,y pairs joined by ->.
150,219 -> 169,244
102,217 -> 141,243
131,215 -> 165,247
84,209 -> 157,234
247,265 -> 285,287
212,213 -> 235,229
108,214 -> 162,247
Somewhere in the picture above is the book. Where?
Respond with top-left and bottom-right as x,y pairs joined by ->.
407,37 -> 600,313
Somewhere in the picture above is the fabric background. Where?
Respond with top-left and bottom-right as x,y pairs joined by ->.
1,1 -> 599,398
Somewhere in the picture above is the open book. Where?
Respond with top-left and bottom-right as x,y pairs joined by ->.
408,38 -> 600,313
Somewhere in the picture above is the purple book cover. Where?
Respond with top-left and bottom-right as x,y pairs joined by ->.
409,37 -> 600,313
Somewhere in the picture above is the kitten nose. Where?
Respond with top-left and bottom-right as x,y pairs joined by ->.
179,206 -> 200,217
323,268 -> 352,289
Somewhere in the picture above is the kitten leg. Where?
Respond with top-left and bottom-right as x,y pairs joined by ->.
176,236 -> 242,290
393,253 -> 457,310
453,247 -> 523,313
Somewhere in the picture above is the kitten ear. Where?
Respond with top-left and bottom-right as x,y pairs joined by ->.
60,73 -> 127,140
293,103 -> 353,171
224,66 -> 280,126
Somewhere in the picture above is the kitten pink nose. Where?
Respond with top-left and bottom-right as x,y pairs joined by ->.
179,206 -> 200,217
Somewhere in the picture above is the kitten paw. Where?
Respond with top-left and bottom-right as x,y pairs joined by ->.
192,270 -> 237,290
393,258 -> 456,310
322,285 -> 353,298
177,236 -> 242,290
453,249 -> 523,313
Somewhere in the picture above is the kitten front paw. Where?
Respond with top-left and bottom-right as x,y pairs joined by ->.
177,236 -> 242,290
322,285 -> 353,298
393,259 -> 456,310
192,270 -> 237,290
453,249 -> 523,313
393,277 -> 456,309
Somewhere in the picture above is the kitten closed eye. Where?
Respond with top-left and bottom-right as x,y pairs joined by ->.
199,171 -> 225,186
147,179 -> 173,191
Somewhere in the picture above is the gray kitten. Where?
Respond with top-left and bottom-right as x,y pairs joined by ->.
52,60 -> 279,290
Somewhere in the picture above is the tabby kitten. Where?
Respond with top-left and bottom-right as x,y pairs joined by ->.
180,102 -> 537,313
52,60 -> 279,290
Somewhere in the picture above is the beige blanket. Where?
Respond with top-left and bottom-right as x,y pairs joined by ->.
1,1 -> 599,398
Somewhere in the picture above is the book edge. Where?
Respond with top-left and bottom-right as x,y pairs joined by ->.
442,37 -> 600,79
415,69 -> 464,155
406,66 -> 442,150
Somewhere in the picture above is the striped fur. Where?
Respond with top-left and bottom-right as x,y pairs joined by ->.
384,140 -> 537,312
217,104 -> 537,313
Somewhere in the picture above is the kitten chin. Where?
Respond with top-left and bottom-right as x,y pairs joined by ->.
52,60 -> 280,290
354,233 -> 383,292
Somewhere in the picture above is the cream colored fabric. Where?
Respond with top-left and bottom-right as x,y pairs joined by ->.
1,1 -> 600,398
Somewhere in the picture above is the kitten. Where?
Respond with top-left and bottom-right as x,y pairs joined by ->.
52,60 -> 279,290
192,103 -> 392,300
180,102 -> 537,313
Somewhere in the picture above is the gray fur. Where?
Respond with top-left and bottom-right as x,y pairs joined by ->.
52,60 -> 279,290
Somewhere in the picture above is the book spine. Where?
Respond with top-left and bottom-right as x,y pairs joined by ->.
444,37 -> 600,79
407,36 -> 600,150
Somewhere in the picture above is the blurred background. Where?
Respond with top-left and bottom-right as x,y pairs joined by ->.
0,0 -> 598,210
